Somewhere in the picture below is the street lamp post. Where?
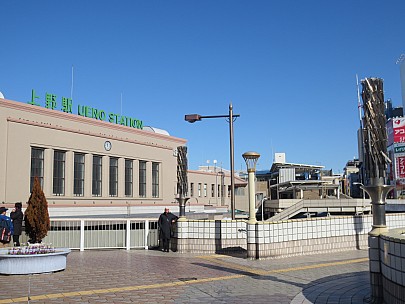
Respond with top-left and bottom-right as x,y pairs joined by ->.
260,196 -> 269,222
185,103 -> 240,220
353,182 -> 366,200
269,177 -> 280,200
242,151 -> 260,224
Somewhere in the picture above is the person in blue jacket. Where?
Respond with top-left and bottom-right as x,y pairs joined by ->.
0,207 -> 13,248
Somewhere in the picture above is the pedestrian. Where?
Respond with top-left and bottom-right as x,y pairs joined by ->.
0,207 -> 13,248
158,208 -> 178,252
10,202 -> 23,246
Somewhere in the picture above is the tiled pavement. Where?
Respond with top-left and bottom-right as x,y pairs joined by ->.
0,249 -> 371,303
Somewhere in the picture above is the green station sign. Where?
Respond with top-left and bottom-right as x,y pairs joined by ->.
28,89 -> 143,129
395,145 -> 405,153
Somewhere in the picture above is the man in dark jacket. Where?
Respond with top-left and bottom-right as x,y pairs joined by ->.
10,202 -> 23,246
158,208 -> 178,252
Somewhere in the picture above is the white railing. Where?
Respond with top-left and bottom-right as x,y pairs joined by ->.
20,218 -> 159,251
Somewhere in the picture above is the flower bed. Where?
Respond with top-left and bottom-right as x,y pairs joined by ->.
7,243 -> 56,255
0,246 -> 71,275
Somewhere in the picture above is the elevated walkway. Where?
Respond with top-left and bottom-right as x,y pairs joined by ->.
266,198 -> 372,222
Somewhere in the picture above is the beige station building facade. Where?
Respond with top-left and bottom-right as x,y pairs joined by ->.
0,96 -> 247,216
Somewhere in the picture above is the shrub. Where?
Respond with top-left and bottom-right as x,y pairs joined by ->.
24,177 -> 50,243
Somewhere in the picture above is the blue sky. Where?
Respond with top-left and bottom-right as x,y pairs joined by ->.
1,1 -> 404,173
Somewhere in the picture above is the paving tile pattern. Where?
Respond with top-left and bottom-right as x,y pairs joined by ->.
0,249 -> 371,303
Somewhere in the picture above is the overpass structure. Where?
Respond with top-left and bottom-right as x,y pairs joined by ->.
262,198 -> 405,222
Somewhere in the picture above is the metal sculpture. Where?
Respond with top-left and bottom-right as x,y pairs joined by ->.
361,77 -> 393,232
362,77 -> 388,182
177,146 -> 188,197
176,146 -> 189,217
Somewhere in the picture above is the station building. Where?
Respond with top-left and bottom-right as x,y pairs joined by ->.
0,95 -> 247,216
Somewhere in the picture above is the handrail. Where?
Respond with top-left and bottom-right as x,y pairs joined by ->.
269,199 -> 305,222
20,218 -> 159,251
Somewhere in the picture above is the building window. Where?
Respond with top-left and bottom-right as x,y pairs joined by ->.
53,150 -> 65,195
109,157 -> 118,197
228,185 -> 231,197
152,162 -> 159,198
204,184 -> 207,197
211,184 -> 215,197
198,183 -> 201,197
92,155 -> 102,196
218,184 -> 221,197
190,183 -> 194,197
125,159 -> 133,197
139,160 -> 146,197
74,153 -> 85,196
30,147 -> 44,191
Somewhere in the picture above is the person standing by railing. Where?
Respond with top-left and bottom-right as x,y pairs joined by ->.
10,202 -> 23,246
158,208 -> 178,252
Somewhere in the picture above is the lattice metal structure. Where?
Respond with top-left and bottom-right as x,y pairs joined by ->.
176,146 -> 188,197
361,77 -> 387,183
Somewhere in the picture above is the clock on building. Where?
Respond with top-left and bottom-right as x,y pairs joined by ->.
104,141 -> 112,151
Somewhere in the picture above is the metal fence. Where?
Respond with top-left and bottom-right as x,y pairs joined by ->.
20,218 -> 159,251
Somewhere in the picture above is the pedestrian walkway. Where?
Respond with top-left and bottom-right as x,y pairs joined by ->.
0,249 -> 370,303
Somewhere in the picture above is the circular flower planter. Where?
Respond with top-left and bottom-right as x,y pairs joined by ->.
0,248 -> 71,275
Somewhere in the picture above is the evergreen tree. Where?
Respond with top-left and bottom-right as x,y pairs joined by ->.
25,177 -> 50,243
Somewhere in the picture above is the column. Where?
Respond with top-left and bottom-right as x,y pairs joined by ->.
43,148 -> 53,196
84,154 -> 92,197
118,158 -> 125,198
65,151 -> 74,197
102,155 -> 109,198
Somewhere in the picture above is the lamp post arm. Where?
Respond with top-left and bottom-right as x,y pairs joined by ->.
200,114 -> 240,119
185,114 -> 240,122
